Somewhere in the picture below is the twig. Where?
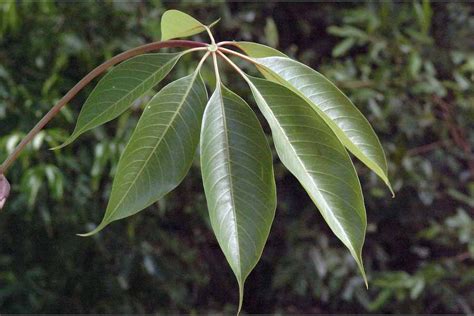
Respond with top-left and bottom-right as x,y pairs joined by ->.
406,140 -> 450,156
433,95 -> 474,179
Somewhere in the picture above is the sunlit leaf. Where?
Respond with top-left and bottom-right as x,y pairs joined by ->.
200,83 -> 276,312
245,55 -> 393,194
161,9 -> 218,41
57,53 -> 183,149
247,75 -> 368,285
81,71 -> 207,235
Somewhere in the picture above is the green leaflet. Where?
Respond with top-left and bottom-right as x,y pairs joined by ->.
247,75 -> 368,285
161,9 -> 219,41
161,10 -> 206,40
57,53 -> 182,149
231,41 -> 286,58
237,45 -> 392,194
200,83 -> 276,312
255,57 -> 392,194
80,71 -> 208,236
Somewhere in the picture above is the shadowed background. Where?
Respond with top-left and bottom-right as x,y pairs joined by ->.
0,1 -> 473,313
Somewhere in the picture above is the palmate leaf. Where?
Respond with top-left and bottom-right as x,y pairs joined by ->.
200,83 -> 276,311
0,8 -> 396,314
237,43 -> 393,194
246,75 -> 368,284
57,53 -> 182,149
80,70 -> 207,236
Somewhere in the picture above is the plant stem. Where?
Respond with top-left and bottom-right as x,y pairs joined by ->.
0,40 -> 208,175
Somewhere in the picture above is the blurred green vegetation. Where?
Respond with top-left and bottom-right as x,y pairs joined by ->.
0,1 -> 473,313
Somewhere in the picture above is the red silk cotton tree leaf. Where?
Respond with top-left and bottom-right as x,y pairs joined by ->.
0,174 -> 10,209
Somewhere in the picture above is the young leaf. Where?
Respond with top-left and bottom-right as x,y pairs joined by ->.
247,76 -> 368,284
80,71 -> 207,236
200,84 -> 276,311
161,9 -> 218,41
57,53 -> 182,149
236,48 -> 392,194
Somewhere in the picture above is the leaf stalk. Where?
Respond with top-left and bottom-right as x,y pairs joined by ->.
212,52 -> 221,86
218,46 -> 259,66
205,26 -> 217,45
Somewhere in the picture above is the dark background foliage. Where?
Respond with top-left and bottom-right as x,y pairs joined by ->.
0,1 -> 473,314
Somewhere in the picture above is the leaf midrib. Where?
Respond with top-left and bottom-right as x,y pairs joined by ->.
250,81 -> 354,251
104,72 -> 196,223
255,60 -> 389,180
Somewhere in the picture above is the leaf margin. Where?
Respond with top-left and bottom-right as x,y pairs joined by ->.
161,9 -> 220,41
233,46 -> 393,195
200,82 -> 277,312
244,73 -> 369,286
79,65 -> 208,236
55,52 -> 185,150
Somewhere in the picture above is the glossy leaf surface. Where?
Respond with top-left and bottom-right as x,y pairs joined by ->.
200,84 -> 276,310
242,54 -> 392,194
232,41 -> 286,58
58,53 -> 182,148
81,71 -> 207,235
247,76 -> 367,284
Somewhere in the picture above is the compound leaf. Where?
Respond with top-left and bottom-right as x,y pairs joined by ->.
247,76 -> 368,285
58,53 -> 182,149
200,83 -> 276,312
81,71 -> 207,236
